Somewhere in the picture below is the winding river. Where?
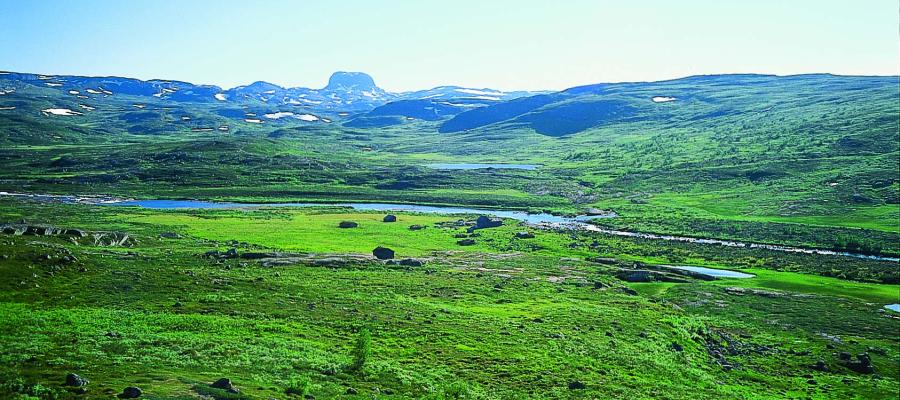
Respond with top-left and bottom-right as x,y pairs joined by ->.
2,192 -> 897,262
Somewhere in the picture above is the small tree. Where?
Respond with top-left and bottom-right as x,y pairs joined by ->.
349,328 -> 371,372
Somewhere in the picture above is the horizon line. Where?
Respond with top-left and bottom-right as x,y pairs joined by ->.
2,69 -> 898,93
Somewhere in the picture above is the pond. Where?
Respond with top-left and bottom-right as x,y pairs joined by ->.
425,163 -> 539,170
667,265 -> 755,279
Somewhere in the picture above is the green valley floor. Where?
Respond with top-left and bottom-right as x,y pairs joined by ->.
0,198 -> 897,399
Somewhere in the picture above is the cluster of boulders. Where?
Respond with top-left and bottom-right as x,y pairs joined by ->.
371,246 -> 426,266
839,352 -> 875,373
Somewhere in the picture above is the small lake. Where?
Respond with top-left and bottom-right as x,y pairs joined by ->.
668,265 -> 755,279
425,163 -> 539,170
885,304 -> 900,313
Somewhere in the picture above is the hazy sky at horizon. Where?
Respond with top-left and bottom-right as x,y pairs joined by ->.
1,0 -> 897,91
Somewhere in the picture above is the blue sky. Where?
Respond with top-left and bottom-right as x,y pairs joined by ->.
0,0 -> 897,91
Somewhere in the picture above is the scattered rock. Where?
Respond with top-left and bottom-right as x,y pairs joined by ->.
65,373 -> 88,387
91,232 -> 133,247
159,232 -> 181,239
338,221 -> 358,228
398,258 -> 425,267
119,386 -> 142,398
811,360 -> 829,372
671,342 -> 684,352
223,248 -> 239,258
240,252 -> 278,259
723,287 -> 783,298
457,238 -> 476,246
345,387 -> 358,395
211,378 -> 239,393
515,231 -> 535,239
383,214 -> 397,222
567,381 -> 586,390
373,246 -> 395,260
619,287 -> 638,296
408,224 -> 425,231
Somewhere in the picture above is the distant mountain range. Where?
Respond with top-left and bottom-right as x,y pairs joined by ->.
0,70 -> 544,113
0,70 -> 896,139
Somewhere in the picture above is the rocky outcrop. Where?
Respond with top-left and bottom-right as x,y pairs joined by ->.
0,223 -> 134,246
211,378 -> 239,393
467,216 -> 503,232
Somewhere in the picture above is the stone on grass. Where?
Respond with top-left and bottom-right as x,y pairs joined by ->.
120,386 -> 142,398
211,378 -> 239,393
65,373 -> 88,387
373,246 -> 395,260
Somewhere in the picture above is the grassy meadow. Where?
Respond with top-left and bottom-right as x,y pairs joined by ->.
0,199 -> 897,399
